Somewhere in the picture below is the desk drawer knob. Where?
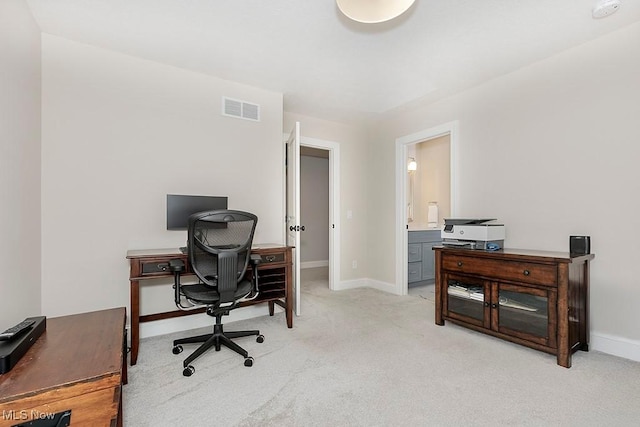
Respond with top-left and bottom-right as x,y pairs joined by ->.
457,261 -> 463,267
265,256 -> 276,262
523,270 -> 530,276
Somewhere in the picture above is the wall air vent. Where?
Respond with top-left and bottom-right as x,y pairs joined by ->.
222,97 -> 261,122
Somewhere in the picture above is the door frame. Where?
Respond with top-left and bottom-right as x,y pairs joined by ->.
395,121 -> 459,295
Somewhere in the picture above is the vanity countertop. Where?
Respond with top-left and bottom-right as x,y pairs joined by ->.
408,225 -> 441,232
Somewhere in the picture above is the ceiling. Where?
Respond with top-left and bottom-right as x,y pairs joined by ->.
26,0 -> 640,124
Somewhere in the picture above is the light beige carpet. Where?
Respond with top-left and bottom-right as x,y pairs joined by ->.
124,268 -> 640,426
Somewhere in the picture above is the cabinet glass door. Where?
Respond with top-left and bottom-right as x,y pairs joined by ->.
495,283 -> 555,347
444,275 -> 488,328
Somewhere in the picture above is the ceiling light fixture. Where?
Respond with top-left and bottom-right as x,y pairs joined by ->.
336,0 -> 416,24
592,0 -> 621,18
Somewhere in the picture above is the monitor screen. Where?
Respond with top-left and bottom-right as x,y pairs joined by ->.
166,194 -> 228,230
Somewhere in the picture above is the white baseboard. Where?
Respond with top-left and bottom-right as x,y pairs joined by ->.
139,304 -> 282,339
335,278 -> 367,291
335,278 -> 400,295
591,332 -> 640,362
301,260 -> 329,269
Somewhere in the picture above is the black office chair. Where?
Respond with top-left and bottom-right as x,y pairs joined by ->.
169,210 -> 264,376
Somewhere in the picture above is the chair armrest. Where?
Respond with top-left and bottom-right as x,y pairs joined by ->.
249,254 -> 261,295
169,259 -> 185,272
250,254 -> 262,266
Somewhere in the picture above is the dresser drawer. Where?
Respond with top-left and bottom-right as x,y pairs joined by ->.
408,244 -> 422,262
441,254 -> 557,287
408,262 -> 422,283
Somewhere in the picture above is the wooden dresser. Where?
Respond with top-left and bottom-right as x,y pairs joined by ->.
434,247 -> 594,368
0,308 -> 126,426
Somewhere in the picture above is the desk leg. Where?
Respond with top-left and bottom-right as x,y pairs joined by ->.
130,279 -> 140,366
268,301 -> 275,316
285,301 -> 293,328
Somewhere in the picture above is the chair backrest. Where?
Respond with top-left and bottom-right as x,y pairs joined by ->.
187,210 -> 258,305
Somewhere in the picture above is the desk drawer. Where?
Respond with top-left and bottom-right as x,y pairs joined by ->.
259,252 -> 285,264
442,254 -> 557,287
141,260 -> 171,275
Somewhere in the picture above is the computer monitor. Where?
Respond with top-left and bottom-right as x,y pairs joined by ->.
166,194 -> 228,230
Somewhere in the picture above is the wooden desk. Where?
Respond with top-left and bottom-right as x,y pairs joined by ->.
126,244 -> 293,366
0,308 -> 126,427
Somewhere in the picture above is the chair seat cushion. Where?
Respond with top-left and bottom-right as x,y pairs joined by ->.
181,279 -> 252,304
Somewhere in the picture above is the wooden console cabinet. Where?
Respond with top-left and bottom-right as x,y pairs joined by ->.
434,247 -> 594,368
0,308 -> 126,426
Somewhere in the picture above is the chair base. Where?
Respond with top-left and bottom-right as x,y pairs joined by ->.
173,319 -> 262,373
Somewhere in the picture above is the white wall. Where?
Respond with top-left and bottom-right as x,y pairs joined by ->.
0,1 -> 42,328
41,35 -> 284,325
368,22 -> 640,358
413,135 -> 450,228
284,113 -> 368,282
300,155 -> 329,265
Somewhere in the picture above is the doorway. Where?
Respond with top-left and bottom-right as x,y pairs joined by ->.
300,146 -> 330,286
300,137 -> 341,293
285,131 -> 341,316
395,121 -> 459,296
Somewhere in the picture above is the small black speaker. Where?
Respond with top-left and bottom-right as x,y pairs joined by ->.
570,236 -> 590,255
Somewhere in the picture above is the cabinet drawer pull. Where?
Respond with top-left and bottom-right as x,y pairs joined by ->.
484,302 -> 490,307
491,303 -> 498,309
457,261 -> 463,267
523,270 -> 530,276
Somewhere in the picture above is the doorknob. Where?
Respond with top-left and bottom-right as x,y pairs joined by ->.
300,225 -> 305,231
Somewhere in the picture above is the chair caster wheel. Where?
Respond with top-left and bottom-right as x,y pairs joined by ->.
244,357 -> 254,367
172,345 -> 183,354
183,365 -> 195,376
256,334 -> 265,343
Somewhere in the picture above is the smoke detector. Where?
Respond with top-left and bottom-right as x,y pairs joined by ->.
592,0 -> 621,19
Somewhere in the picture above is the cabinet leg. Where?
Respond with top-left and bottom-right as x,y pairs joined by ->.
557,353 -> 571,368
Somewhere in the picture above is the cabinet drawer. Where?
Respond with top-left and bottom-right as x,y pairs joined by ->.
441,254 -> 557,287
408,230 -> 442,243
408,262 -> 422,283
408,244 -> 422,262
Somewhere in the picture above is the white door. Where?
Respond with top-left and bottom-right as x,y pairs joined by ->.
286,122 -> 301,315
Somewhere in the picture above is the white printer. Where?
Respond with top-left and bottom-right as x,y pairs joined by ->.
441,218 -> 505,250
